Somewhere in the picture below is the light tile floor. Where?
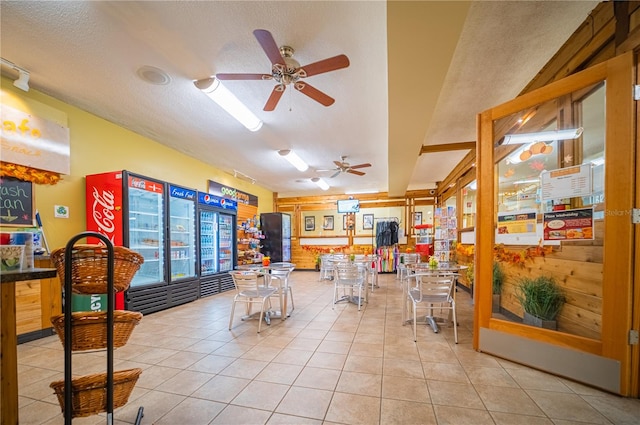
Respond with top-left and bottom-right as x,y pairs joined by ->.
17,271 -> 640,424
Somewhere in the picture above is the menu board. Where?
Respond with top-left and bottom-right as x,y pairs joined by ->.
541,164 -> 592,201
543,207 -> 594,240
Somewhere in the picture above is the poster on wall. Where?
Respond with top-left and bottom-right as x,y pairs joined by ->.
543,207 -> 594,240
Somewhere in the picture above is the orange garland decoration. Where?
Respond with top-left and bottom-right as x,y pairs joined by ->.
457,241 -> 552,267
1,161 -> 62,185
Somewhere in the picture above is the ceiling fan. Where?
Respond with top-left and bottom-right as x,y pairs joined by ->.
216,29 -> 350,111
319,156 -> 372,178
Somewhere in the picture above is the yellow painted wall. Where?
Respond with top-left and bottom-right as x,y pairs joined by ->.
1,77 -> 274,251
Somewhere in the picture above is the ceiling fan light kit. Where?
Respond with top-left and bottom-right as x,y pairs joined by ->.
319,155 -> 372,178
215,29 -> 350,111
194,77 -> 263,132
311,177 -> 330,190
278,149 -> 308,171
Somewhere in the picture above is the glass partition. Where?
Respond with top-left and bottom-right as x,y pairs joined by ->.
491,81 -> 605,338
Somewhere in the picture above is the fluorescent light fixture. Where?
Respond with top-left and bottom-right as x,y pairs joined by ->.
513,178 -> 540,185
345,189 -> 379,194
311,177 -> 330,190
278,149 -> 308,171
194,77 -> 262,132
1,58 -> 30,92
502,127 -> 583,145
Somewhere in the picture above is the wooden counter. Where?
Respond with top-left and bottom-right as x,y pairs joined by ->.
1,267 -> 57,425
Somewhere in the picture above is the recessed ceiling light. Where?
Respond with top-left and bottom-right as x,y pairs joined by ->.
136,65 -> 171,85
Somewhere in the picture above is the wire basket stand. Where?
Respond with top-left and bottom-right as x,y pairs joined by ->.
57,232 -> 144,425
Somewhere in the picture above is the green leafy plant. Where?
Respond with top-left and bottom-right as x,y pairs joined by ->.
492,261 -> 505,295
515,275 -> 566,321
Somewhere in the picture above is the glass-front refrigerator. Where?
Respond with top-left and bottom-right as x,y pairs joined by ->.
197,192 -> 238,297
218,213 -> 234,272
86,170 -> 168,313
260,212 -> 291,262
168,184 -> 197,283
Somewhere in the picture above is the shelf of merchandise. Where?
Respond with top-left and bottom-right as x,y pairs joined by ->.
433,206 -> 457,266
236,203 -> 262,265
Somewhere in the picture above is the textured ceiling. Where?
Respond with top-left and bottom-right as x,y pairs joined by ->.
0,1 -> 598,198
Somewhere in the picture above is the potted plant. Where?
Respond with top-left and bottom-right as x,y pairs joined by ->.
492,261 -> 505,313
515,275 -> 565,330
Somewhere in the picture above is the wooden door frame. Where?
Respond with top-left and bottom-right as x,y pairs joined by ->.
475,51 -> 636,395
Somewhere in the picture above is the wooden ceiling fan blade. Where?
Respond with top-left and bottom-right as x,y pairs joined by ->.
296,54 -> 350,77
216,73 -> 272,81
347,169 -> 366,176
349,163 -> 371,169
253,29 -> 285,66
294,82 -> 335,107
264,85 -> 285,111
333,160 -> 344,168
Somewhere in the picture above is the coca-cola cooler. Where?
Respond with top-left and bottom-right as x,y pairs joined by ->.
85,170 -> 199,314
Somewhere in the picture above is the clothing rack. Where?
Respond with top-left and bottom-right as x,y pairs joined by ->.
373,217 -> 400,272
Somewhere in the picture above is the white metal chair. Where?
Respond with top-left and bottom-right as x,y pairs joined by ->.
406,273 -> 458,343
332,262 -> 367,310
265,262 -> 295,318
319,254 -> 334,280
397,253 -> 420,281
229,270 -> 277,333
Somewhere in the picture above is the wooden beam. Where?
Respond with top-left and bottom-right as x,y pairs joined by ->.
420,141 -> 476,155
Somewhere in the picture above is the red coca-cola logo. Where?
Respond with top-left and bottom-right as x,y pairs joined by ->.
91,187 -> 116,242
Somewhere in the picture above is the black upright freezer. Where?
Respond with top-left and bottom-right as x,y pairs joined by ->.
260,212 -> 291,263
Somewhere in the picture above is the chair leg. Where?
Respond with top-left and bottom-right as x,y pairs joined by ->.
332,283 -> 338,309
229,300 -> 236,330
357,285 -> 362,311
452,301 -> 458,344
412,300 -> 417,342
257,300 -> 267,333
287,287 -> 294,316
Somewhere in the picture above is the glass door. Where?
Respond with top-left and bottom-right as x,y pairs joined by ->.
199,209 -> 218,276
168,186 -> 197,282
218,214 -> 234,272
127,176 -> 166,288
475,52 -> 635,395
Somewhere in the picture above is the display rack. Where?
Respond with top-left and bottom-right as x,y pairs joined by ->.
433,207 -> 457,265
53,232 -> 144,425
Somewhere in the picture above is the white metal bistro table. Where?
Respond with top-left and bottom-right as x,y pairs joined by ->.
402,264 -> 467,333
235,262 -> 295,321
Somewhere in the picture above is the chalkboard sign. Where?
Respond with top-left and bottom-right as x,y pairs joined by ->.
0,177 -> 34,226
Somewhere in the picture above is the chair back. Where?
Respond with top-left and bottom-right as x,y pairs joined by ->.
334,263 -> 366,286
229,270 -> 261,293
409,273 -> 456,303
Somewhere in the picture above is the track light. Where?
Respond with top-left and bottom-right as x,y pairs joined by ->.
1,58 -> 30,92
278,149 -> 308,171
311,177 -> 329,190
502,127 -> 583,145
194,77 -> 262,132
233,169 -> 256,184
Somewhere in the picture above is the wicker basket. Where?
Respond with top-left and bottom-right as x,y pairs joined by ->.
50,368 -> 142,418
50,310 -> 143,351
51,244 -> 144,293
